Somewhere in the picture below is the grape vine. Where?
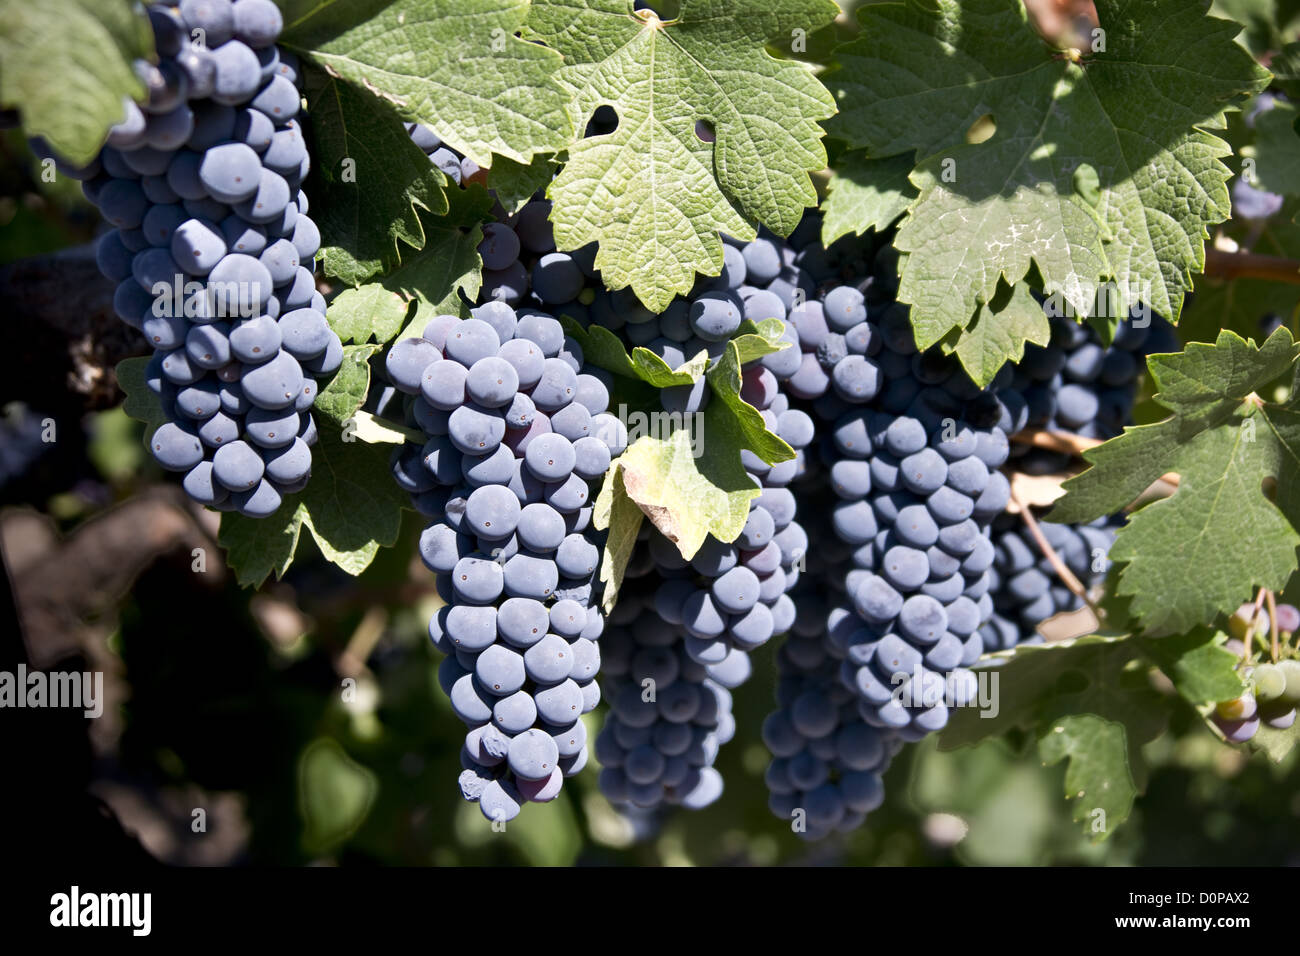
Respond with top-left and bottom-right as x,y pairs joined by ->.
8,0 -> 1300,854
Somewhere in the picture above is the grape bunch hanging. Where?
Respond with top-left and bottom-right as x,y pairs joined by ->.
65,0 -> 337,518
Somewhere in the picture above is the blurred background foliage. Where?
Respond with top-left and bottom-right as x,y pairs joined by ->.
5,1 -> 1300,867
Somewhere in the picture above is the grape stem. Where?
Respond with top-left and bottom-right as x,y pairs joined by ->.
1009,484 -> 1101,617
1010,427 -> 1101,456
1265,589 -> 1280,664
336,605 -> 388,678
1203,249 -> 1300,285
1245,587 -> 1268,665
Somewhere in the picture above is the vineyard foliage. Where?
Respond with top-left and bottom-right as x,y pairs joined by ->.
7,0 -> 1300,844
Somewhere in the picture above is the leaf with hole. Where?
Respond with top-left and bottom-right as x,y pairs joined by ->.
525,0 -> 838,310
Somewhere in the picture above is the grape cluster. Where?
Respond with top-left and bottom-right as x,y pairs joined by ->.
763,619 -> 903,839
455,198 -> 822,811
476,234 -> 754,813
759,481 -> 904,838
594,545 -> 739,810
456,193 -> 599,312
651,403 -> 814,666
71,0 -> 337,516
977,309 -> 1177,647
816,366 -> 1013,739
742,217 -> 1015,739
1006,311 -> 1178,476
707,222 -> 1014,839
1214,604 -> 1300,742
392,301 -> 624,822
979,514 -> 1117,652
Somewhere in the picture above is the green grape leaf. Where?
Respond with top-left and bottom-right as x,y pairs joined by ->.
115,356 -> 170,440
488,154 -> 558,213
295,426 -> 406,575
942,635 -> 1168,840
630,347 -> 708,388
559,317 -> 701,387
943,281 -> 1050,387
821,152 -> 917,246
326,282 -> 415,349
303,62 -> 453,286
298,738 -> 378,855
1142,328 -> 1299,411
1271,40 -> 1300,99
219,502 -> 305,589
1105,421 -> 1300,635
0,0 -> 150,166
526,0 -> 839,311
283,0 -> 570,167
730,318 -> 791,365
706,338 -> 796,467
326,187 -> 492,345
574,320 -> 793,562
1053,329 -> 1300,635
1245,711 -> 1300,761
1211,0 -> 1300,55
825,0 -> 1269,348
219,420 -> 407,587
1134,631 -> 1245,705
1252,100 -> 1300,195
310,345 -> 383,427
592,463 -> 644,614
1037,714 -> 1137,839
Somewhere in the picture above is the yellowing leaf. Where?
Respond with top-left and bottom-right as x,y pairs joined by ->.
615,429 -> 758,559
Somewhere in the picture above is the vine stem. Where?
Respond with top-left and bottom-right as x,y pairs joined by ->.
1266,589 -> 1280,664
1009,484 -> 1101,617
1203,248 -> 1300,285
337,605 -> 389,678
1009,427 -> 1102,456
1245,587 -> 1268,665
